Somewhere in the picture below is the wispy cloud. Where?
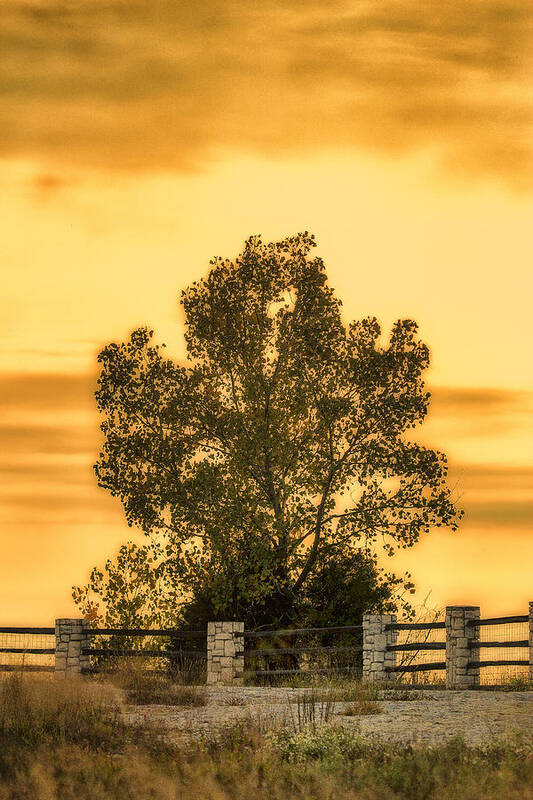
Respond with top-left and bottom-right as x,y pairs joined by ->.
427,385 -> 533,437
430,386 -> 527,411
0,372 -> 95,413
462,499 -> 533,527
2,0 -> 531,185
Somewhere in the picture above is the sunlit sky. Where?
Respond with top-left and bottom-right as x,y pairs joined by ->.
1,0 -> 532,623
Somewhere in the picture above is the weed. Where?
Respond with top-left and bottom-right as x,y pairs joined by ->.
500,676 -> 533,692
342,699 -> 381,715
223,695 -> 247,706
267,724 -> 359,763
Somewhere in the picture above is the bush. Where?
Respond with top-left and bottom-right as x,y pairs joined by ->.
342,699 -> 380,715
267,725 -> 359,763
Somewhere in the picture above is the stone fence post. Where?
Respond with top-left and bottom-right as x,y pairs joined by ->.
529,602 -> 533,682
445,606 -> 480,689
55,618 -> 90,676
207,621 -> 244,686
362,613 -> 397,682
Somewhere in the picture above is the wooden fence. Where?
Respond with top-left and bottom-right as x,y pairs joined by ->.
1,603 -> 531,689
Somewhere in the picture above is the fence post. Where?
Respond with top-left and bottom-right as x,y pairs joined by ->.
207,621 -> 244,686
362,613 -> 397,682
445,606 -> 480,689
55,618 -> 90,676
529,601 -> 533,683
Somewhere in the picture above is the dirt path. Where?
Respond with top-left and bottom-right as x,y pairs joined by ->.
121,686 -> 533,746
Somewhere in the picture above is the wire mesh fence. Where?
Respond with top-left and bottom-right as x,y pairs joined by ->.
391,622 -> 446,685
0,628 -> 55,672
389,614 -> 530,687
83,629 -> 207,682
476,620 -> 529,685
243,625 -> 363,683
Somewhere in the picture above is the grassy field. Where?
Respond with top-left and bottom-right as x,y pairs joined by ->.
1,672 -> 533,800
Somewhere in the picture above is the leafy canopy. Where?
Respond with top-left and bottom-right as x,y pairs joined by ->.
85,232 -> 461,624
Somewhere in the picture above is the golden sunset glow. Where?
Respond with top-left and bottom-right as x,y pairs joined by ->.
1,0 -> 532,623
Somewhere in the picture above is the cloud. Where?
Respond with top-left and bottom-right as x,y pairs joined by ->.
0,420 -> 97,456
31,172 -> 75,195
427,385 -> 533,436
1,0 -> 531,186
448,461 -> 533,490
0,372 -> 118,530
447,462 -> 533,527
461,500 -> 533,527
0,461 -> 92,486
429,386 -> 527,411
0,372 -> 95,413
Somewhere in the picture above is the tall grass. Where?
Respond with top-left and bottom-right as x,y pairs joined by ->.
1,673 -> 533,800
0,673 -> 123,752
110,659 -> 207,706
286,681 -> 381,731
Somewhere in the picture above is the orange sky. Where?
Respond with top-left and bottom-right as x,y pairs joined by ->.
1,0 -> 532,623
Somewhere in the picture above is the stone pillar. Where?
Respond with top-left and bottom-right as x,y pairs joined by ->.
529,602 -> 533,683
207,621 -> 244,686
445,606 -> 480,689
55,618 -> 90,676
362,613 -> 397,682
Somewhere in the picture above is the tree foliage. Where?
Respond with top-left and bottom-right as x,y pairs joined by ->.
72,541 -> 176,628
76,232 -> 461,627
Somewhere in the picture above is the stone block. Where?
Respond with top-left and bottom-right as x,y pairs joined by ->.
363,613 -> 397,682
207,620 -> 244,686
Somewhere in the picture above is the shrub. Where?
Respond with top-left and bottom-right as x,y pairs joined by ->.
267,725 -> 359,763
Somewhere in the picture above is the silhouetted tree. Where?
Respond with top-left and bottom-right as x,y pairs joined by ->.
76,232 -> 461,627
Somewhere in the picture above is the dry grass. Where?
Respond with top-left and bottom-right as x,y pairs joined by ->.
223,695 -> 247,706
2,672 -> 533,800
0,673 -> 124,752
286,681 -> 381,729
342,698 -> 381,715
109,659 -> 207,706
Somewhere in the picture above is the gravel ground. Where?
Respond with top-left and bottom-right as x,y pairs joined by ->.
352,690 -> 533,746
121,686 -> 533,747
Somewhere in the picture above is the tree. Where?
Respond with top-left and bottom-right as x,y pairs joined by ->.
301,545 -> 414,634
80,232 -> 461,627
72,541 -> 174,628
